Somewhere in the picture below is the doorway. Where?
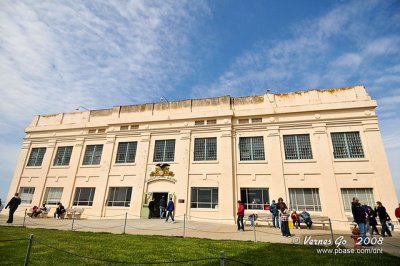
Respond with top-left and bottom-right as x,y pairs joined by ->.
152,192 -> 168,218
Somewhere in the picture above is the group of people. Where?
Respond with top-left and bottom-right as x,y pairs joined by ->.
351,198 -> 396,246
29,204 -> 48,218
148,196 -> 176,223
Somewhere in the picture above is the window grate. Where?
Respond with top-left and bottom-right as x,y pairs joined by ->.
153,140 -> 175,162
251,118 -> 262,123
73,187 -> 96,206
194,138 -> 217,161
239,137 -> 265,161
207,120 -> 217,125
27,147 -> 47,166
289,188 -> 321,212
53,146 -> 73,166
116,142 -> 137,163
240,188 -> 269,210
283,134 -> 313,160
19,187 -> 35,204
120,125 -> 129,130
83,145 -> 103,165
43,187 -> 63,205
191,187 -> 218,209
341,188 -> 374,212
331,132 -> 364,158
107,187 -> 132,207
238,119 -> 249,124
195,120 -> 205,125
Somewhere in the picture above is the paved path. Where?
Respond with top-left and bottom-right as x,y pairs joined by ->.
1,213 -> 399,257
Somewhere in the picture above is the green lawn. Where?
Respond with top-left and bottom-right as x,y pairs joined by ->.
0,226 -> 398,265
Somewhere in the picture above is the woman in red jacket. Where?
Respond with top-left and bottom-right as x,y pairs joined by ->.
237,200 -> 245,231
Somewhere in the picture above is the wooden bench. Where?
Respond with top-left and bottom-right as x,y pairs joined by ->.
312,216 -> 330,229
26,207 -> 51,218
244,211 -> 274,227
65,208 -> 84,219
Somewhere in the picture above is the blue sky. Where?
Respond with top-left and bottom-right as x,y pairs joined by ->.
0,0 -> 399,202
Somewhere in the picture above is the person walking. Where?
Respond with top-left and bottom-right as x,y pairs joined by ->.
0,198 -> 3,213
237,200 -> 245,231
270,200 -> 279,228
367,206 -> 379,236
159,196 -> 166,219
165,197 -> 175,223
375,201 -> 392,237
5,193 -> 21,224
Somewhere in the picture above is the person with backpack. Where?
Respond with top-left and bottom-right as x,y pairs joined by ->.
165,197 -> 175,223
270,200 -> 279,228
375,201 -> 392,237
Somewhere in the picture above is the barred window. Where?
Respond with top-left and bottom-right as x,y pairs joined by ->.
19,187 -> 35,204
191,187 -> 218,209
251,118 -> 262,123
107,187 -> 132,207
207,120 -> 217,125
73,187 -> 96,206
43,187 -> 63,205
153,140 -> 175,162
289,188 -> 321,212
195,120 -> 204,125
239,137 -> 265,161
238,119 -> 249,124
194,138 -> 217,161
27,147 -> 46,166
240,188 -> 269,210
120,125 -> 129,130
283,134 -> 313,160
331,132 -> 364,159
53,146 -> 73,166
341,188 -> 374,212
83,145 -> 103,165
115,142 -> 137,163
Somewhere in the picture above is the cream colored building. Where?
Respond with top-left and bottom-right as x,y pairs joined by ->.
7,85 -> 398,228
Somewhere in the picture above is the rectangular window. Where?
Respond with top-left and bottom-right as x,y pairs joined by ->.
240,188 -> 269,209
43,187 -> 63,205
27,147 -> 46,166
207,120 -> 217,125
195,120 -> 205,125
19,187 -> 35,204
120,125 -> 129,130
283,134 -> 313,160
115,142 -> 137,163
53,146 -> 73,166
73,187 -> 96,206
191,187 -> 218,209
331,132 -> 365,159
238,119 -> 249,124
341,188 -> 374,212
107,187 -> 132,207
239,137 -> 265,161
194,138 -> 217,161
153,140 -> 175,162
251,118 -> 262,123
289,188 -> 321,212
82,145 -> 103,165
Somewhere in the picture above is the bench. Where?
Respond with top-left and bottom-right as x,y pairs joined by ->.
312,216 -> 330,229
65,208 -> 84,219
244,211 -> 274,227
26,207 -> 51,218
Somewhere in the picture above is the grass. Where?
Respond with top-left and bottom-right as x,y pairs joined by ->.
0,226 -> 398,265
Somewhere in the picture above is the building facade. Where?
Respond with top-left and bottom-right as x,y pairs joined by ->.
7,86 -> 398,228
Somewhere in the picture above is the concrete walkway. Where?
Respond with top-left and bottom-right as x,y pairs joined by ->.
1,213 -> 399,257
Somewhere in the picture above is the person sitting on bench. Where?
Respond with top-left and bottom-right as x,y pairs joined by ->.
54,202 -> 65,219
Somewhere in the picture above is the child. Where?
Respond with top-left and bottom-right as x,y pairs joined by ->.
291,210 -> 301,229
248,214 -> 258,227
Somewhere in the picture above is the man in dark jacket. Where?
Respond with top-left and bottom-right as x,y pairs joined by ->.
165,198 -> 175,223
351,197 -> 368,245
375,201 -> 392,237
237,200 -> 245,231
5,193 -> 21,224
270,200 -> 279,228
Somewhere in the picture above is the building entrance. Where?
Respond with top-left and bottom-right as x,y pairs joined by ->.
152,192 -> 168,218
